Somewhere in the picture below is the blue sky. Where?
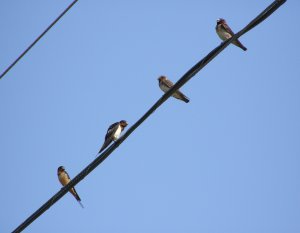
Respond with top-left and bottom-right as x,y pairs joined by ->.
1,1 -> 299,232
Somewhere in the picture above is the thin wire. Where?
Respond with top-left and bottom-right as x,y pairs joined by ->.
0,0 -> 78,80
12,0 -> 287,232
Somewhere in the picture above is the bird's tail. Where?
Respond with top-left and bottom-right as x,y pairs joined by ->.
182,96 -> 190,103
98,147 -> 104,153
178,93 -> 190,103
233,39 -> 247,51
173,91 -> 190,103
71,188 -> 84,208
98,139 -> 112,154
95,145 -> 106,158
77,201 -> 84,209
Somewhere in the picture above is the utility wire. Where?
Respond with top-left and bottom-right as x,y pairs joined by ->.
0,0 -> 78,80
12,0 -> 286,232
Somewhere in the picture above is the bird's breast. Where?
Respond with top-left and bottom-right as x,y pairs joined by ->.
217,26 -> 231,41
58,173 -> 70,186
159,83 -> 170,93
113,125 -> 122,141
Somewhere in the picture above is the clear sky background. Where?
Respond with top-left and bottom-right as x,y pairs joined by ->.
1,1 -> 299,232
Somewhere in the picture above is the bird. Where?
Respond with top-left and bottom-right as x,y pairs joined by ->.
98,120 -> 128,153
57,166 -> 84,208
216,18 -> 247,51
158,76 -> 189,103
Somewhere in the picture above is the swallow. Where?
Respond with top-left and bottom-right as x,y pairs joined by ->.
98,120 -> 128,153
158,76 -> 189,103
57,166 -> 84,208
216,18 -> 247,51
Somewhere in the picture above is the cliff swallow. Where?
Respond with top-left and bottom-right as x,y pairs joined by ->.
57,166 -> 84,208
216,18 -> 247,51
158,76 -> 189,103
98,120 -> 128,153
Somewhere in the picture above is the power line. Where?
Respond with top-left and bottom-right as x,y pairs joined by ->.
0,0 -> 78,80
12,0 -> 286,232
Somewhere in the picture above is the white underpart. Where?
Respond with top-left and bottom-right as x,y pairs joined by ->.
160,84 -> 170,93
113,125 -> 122,141
217,26 -> 232,41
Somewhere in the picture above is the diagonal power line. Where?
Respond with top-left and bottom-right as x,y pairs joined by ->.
12,0 -> 286,232
0,0 -> 78,80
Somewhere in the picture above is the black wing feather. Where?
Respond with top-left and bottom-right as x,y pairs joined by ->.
105,122 -> 119,140
99,122 -> 119,153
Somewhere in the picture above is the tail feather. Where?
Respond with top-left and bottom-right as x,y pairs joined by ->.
77,201 -> 84,208
182,96 -> 190,103
71,188 -> 84,208
73,192 -> 84,208
98,147 -> 104,153
173,91 -> 190,103
233,39 -> 247,51
98,139 -> 112,153
177,94 -> 190,103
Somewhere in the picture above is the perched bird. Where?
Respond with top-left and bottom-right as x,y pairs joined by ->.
158,76 -> 189,103
216,18 -> 247,51
98,120 -> 128,153
57,166 -> 84,208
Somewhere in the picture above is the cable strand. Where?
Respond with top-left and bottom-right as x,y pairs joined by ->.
0,0 -> 78,80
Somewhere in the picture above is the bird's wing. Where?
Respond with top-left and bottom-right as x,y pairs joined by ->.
164,79 -> 174,88
222,22 -> 235,36
65,171 -> 71,181
99,138 -> 113,153
98,122 -> 120,153
105,122 -> 119,140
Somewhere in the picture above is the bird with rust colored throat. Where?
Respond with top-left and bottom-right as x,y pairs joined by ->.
158,76 -> 190,103
57,166 -> 84,208
98,120 -> 128,153
216,18 -> 247,51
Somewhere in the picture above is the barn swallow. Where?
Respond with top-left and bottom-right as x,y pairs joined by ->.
57,166 -> 84,208
216,18 -> 247,51
158,76 -> 189,103
98,120 -> 128,153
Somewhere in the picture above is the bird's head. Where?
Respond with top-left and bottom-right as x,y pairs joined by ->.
57,166 -> 65,173
158,76 -> 167,82
217,18 -> 225,25
120,120 -> 128,128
